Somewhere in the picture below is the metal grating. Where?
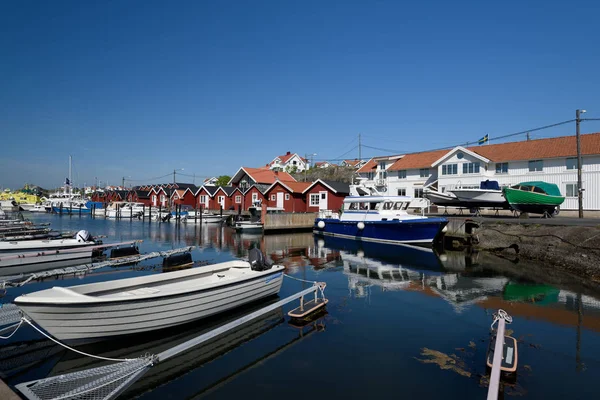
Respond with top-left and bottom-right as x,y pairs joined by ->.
16,358 -> 152,400
0,303 -> 22,327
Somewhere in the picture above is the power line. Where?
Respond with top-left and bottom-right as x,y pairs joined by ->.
332,145 -> 359,161
362,144 -> 403,154
127,172 -> 173,182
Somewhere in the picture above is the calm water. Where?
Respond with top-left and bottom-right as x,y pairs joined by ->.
1,214 -> 600,399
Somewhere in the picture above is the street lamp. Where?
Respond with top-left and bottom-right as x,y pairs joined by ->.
576,110 -> 586,218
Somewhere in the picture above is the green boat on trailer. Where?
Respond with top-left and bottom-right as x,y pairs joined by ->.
502,181 -> 565,217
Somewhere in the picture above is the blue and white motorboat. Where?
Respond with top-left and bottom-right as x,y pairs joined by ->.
313,195 -> 447,245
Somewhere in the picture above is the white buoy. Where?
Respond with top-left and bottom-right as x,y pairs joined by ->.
317,239 -> 325,248
442,225 -> 448,233
439,254 -> 448,262
357,222 -> 365,230
317,220 -> 325,229
357,250 -> 365,258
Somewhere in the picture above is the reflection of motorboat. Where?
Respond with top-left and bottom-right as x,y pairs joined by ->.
15,259 -> 285,340
317,235 -> 444,273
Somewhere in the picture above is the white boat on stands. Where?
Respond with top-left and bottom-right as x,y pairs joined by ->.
423,189 -> 462,207
15,257 -> 284,340
0,230 -> 96,253
449,180 -> 509,209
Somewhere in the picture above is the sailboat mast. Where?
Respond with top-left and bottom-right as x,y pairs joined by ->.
69,155 -> 72,197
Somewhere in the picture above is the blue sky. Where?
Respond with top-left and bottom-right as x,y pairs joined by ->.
2,0 -> 599,189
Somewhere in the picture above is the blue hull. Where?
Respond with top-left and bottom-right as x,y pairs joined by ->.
51,206 -> 92,214
313,217 -> 447,245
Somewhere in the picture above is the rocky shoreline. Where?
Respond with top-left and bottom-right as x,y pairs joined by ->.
472,222 -> 600,287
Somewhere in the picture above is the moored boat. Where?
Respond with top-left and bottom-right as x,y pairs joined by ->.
14,258 -> 284,340
313,195 -> 447,245
450,180 -> 509,209
0,230 -> 96,253
502,181 -> 565,216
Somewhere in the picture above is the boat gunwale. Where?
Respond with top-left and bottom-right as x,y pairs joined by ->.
15,266 -> 284,306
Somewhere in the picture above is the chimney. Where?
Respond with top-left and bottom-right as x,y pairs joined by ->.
286,151 -> 291,155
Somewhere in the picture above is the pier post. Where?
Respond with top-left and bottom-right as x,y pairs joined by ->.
194,205 -> 197,223
142,205 -> 145,221
200,205 -> 203,224
59,202 -> 63,215
159,205 -> 162,222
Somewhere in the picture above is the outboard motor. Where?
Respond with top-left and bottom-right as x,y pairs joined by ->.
248,248 -> 272,271
75,230 -> 91,243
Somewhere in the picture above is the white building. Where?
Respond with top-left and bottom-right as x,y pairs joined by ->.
357,132 -> 600,211
269,151 -> 309,172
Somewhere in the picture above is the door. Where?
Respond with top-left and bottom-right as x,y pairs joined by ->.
276,192 -> 284,209
218,196 -> 225,208
319,191 -> 328,210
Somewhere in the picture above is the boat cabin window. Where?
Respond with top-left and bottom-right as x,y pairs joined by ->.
382,202 -> 394,210
533,186 -> 546,194
393,202 -> 404,210
369,202 -> 380,210
359,202 -> 368,210
348,202 -> 359,210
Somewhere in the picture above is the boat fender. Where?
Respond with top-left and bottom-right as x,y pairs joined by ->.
75,230 -> 91,242
357,222 -> 365,230
248,248 -> 272,271
317,239 -> 325,248
317,220 -> 325,229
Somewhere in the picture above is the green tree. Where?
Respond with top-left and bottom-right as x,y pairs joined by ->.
215,175 -> 231,187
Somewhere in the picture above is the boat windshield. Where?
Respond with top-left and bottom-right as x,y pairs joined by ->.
393,202 -> 409,210
382,201 -> 394,210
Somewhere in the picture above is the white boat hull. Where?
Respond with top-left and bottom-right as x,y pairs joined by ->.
450,189 -> 507,207
0,238 -> 95,253
235,222 -> 264,232
16,262 -> 284,340
0,247 -> 94,269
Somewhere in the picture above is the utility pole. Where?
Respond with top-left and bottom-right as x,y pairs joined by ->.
576,109 -> 585,218
358,133 -> 362,162
304,154 -> 308,182
526,132 -> 530,141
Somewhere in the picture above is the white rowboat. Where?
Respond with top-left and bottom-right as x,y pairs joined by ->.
0,230 -> 95,253
15,260 -> 284,340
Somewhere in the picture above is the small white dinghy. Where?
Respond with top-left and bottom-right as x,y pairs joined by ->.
0,230 -> 95,253
15,253 -> 284,341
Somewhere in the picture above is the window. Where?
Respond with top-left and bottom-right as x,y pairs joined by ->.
529,160 -> 543,172
414,188 -> 424,198
419,168 -> 430,178
382,202 -> 394,210
398,170 -> 407,179
218,196 -> 225,206
379,161 -> 386,170
367,172 -> 374,180
397,188 -> 406,196
462,162 -> 480,174
293,160 -> 297,165
235,195 -> 241,204
566,157 -> 578,170
285,193 -> 290,200
310,194 -> 319,206
270,194 -> 276,201
442,164 -> 458,175
200,195 -> 207,205
252,193 -> 258,202
321,192 -> 326,199
495,162 -> 508,174
566,183 -> 578,197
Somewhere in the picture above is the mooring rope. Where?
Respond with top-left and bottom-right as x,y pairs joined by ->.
283,274 -> 327,299
21,318 -> 154,363
0,319 -> 24,340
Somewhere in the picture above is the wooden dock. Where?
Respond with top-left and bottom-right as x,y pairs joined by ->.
264,212 -> 317,232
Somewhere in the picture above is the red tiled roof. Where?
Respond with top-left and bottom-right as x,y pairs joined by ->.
243,167 -> 297,184
388,149 -> 450,171
344,159 -> 361,166
465,133 -> 600,162
357,159 -> 376,173
382,132 -> 600,170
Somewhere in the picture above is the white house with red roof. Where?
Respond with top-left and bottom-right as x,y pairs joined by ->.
269,151 -> 308,172
357,132 -> 600,211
